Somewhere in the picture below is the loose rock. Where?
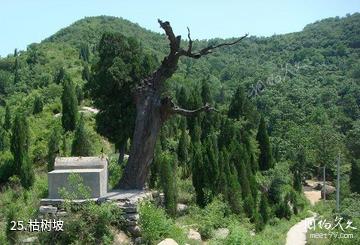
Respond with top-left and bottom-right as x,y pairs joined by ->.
214,228 -> 229,239
157,238 -> 179,245
187,228 -> 202,241
176,203 -> 188,215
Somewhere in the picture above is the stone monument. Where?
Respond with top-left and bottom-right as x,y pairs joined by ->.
47,156 -> 108,199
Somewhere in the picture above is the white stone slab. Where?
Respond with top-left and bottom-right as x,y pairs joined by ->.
54,156 -> 107,170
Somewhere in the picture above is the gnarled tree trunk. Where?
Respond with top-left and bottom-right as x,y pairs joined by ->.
118,20 -> 247,189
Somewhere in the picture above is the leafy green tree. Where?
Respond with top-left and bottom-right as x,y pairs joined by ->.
350,159 -> 360,193
313,125 -> 342,177
47,127 -> 61,171
10,114 -> 34,189
61,77 -> 78,131
33,95 -> 43,114
54,67 -> 65,84
256,116 -> 273,171
71,115 -> 92,156
159,152 -> 177,217
346,120 -> 360,159
88,32 -> 156,163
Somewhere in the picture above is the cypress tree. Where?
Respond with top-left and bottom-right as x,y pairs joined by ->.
192,142 -> 207,207
76,84 -> 84,105
71,115 -> 92,156
188,88 -> 202,140
228,85 -> 258,129
0,126 -> 10,151
4,105 -> 12,131
259,193 -> 269,226
228,86 -> 248,120
61,77 -> 78,132
159,152 -> 177,217
82,63 -> 90,81
350,159 -> 360,193
177,125 -> 189,165
203,134 -> 219,193
226,160 -> 243,214
176,86 -> 188,108
149,141 -> 161,189
256,116 -> 273,171
33,96 -> 43,114
61,133 -> 69,157
10,114 -> 34,189
201,77 -> 212,104
79,43 -> 90,62
13,57 -> 20,84
293,170 -> 302,192
231,142 -> 254,218
47,127 -> 61,171
218,118 -> 235,149
218,150 -> 229,198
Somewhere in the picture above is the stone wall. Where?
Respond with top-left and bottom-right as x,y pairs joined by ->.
39,189 -> 163,238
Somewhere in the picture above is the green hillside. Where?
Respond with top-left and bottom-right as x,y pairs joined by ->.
0,13 -> 359,244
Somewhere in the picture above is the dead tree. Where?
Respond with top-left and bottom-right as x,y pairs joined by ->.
119,20 -> 247,189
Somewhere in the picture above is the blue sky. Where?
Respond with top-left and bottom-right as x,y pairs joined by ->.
0,0 -> 359,57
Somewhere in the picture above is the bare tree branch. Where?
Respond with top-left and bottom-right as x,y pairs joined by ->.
160,96 -> 218,122
180,33 -> 248,58
172,103 -> 219,116
186,27 -> 193,53
158,19 -> 248,60
158,19 -> 181,55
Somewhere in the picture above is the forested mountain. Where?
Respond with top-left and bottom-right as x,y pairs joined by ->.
0,13 -> 359,244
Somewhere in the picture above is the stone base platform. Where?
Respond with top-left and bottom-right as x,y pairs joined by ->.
40,189 -> 163,238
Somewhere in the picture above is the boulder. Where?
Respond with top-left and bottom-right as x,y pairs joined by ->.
128,225 -> 141,237
21,237 -> 37,243
134,237 -> 143,244
214,228 -> 229,239
125,213 -> 139,221
157,238 -> 178,245
187,228 -> 202,241
113,230 -> 131,245
176,203 -> 188,215
321,185 -> 336,198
